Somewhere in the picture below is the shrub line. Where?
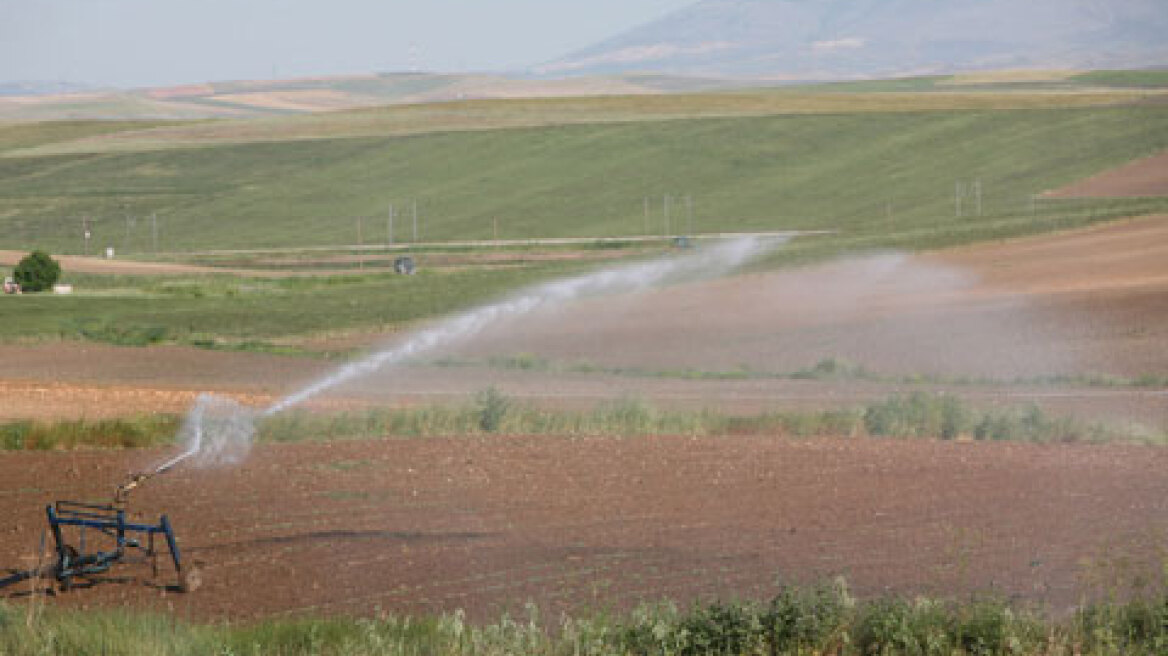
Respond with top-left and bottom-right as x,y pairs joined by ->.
2,391 -> 1160,451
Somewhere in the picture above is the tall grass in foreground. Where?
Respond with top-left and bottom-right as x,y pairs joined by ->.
1,392 -> 1161,452
3,581 -> 1168,655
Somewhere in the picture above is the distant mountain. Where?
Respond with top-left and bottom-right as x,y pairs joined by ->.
536,0 -> 1168,79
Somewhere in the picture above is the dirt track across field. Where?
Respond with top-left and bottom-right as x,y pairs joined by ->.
0,251 -> 226,277
3,436 -> 1166,621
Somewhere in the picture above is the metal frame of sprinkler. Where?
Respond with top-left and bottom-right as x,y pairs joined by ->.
1,454 -> 199,594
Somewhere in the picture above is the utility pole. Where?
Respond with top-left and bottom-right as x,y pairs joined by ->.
151,212 -> 158,254
357,216 -> 364,270
955,181 -> 963,218
975,179 -> 983,217
663,194 -> 671,237
388,203 -> 395,246
643,196 -> 649,236
686,194 -> 693,236
124,210 -> 132,253
412,199 -> 418,243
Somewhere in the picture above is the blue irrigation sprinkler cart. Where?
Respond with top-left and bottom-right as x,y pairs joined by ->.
45,499 -> 190,591
1,473 -> 197,593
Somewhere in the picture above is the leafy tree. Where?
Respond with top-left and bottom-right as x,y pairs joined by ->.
13,250 -> 61,292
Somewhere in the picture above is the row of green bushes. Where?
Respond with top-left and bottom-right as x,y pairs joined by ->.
265,390 -> 1153,444
440,354 -> 1168,390
1,391 -> 1157,451
859,393 -> 1132,443
3,581 -> 1167,655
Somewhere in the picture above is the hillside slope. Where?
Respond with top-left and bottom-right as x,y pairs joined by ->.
2,103 -> 1166,253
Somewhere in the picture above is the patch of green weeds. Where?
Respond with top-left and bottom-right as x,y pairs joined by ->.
61,318 -> 169,346
0,416 -> 177,450
4,579 -> 1168,654
441,354 -> 1168,392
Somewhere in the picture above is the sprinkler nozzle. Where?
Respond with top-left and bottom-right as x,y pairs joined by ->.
115,472 -> 152,507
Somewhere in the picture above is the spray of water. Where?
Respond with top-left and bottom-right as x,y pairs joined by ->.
155,393 -> 256,473
160,237 -> 783,469
264,236 -> 782,416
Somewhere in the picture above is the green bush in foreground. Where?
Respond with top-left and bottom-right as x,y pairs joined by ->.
3,583 -> 1168,655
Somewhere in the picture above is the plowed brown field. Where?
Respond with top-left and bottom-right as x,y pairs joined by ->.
2,216 -> 1167,620
3,437 -> 1166,621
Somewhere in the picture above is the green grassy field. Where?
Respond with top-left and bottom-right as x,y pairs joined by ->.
0,263 -> 585,346
1070,69 -> 1168,88
2,100 -> 1166,255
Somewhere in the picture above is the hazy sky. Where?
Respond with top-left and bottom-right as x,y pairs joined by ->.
3,0 -> 695,88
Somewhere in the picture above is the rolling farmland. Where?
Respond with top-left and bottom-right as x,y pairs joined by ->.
2,78 -> 1168,654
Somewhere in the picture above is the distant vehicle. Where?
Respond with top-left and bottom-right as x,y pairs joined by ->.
2,276 -> 20,294
394,256 -> 416,275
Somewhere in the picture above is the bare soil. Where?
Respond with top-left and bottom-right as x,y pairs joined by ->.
1044,149 -> 1168,198
2,437 -> 1165,621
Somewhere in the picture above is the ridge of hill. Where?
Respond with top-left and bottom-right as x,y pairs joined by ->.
539,0 -> 1168,79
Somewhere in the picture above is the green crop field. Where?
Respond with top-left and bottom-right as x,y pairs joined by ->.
2,95 -> 1166,255
1070,69 -> 1168,88
0,263 -> 586,346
